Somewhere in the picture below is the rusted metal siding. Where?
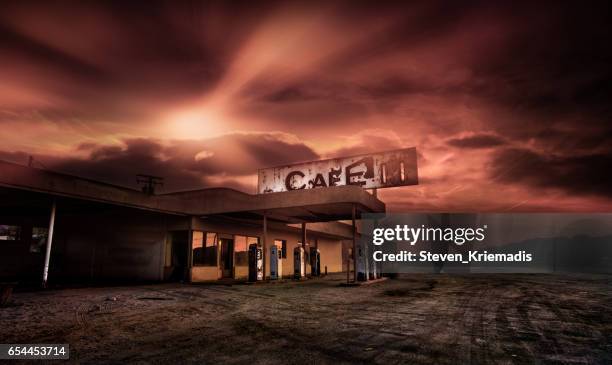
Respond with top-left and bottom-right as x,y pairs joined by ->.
258,147 -> 418,194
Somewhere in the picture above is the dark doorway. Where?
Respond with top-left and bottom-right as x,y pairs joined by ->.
219,238 -> 234,278
168,231 -> 189,282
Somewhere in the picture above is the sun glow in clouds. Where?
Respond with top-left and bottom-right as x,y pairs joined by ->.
162,104 -> 226,139
0,2 -> 609,211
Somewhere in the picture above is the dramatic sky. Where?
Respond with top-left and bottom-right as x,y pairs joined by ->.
1,0 -> 611,212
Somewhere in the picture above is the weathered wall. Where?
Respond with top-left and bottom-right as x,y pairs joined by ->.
52,207 -> 182,283
0,195 -> 185,284
318,237 -> 343,273
191,266 -> 219,281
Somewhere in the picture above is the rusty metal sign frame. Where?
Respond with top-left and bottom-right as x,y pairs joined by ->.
257,147 -> 418,194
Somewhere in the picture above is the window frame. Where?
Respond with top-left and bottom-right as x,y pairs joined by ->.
0,224 -> 21,241
191,231 -> 219,267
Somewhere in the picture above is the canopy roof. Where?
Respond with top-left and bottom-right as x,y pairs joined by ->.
0,160 -> 385,223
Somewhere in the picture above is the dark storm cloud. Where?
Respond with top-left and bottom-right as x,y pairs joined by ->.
260,86 -> 321,103
58,139 -> 201,191
456,2 -> 612,143
255,76 -> 435,105
490,148 -> 612,198
358,77 -> 435,99
0,22 -> 108,84
447,134 -> 506,149
1,0 -> 611,210
0,0 -> 273,120
252,1 -> 611,123
532,127 -> 612,153
328,134 -> 403,158
166,133 -> 320,175
4,0 -> 610,123
2,133 -> 319,192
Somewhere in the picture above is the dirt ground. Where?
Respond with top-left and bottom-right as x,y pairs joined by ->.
1,274 -> 611,364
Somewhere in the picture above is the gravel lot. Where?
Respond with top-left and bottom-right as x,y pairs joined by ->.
1,274 -> 611,364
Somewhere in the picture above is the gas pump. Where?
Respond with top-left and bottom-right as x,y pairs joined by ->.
356,241 -> 368,281
270,245 -> 279,280
310,247 -> 320,276
277,244 -> 283,279
293,246 -> 304,279
248,243 -> 263,282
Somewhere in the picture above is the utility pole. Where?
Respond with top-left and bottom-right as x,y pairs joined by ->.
352,204 -> 357,283
136,174 -> 164,195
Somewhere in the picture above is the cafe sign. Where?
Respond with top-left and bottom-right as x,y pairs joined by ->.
258,147 -> 418,194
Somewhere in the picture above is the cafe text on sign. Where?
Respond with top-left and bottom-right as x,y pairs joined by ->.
257,147 -> 418,194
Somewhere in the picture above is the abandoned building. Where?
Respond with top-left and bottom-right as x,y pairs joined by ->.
0,160 -> 385,286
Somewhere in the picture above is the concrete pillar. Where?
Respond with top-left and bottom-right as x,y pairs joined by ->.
373,215 -> 380,279
346,239 -> 350,284
301,222 -> 306,250
352,204 -> 357,283
263,213 -> 267,280
187,217 -> 193,283
362,232 -> 369,281
42,198 -> 57,288
301,222 -> 307,278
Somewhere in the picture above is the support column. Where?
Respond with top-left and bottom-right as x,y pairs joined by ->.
374,215 -> 380,279
313,237 -> 319,277
301,222 -> 306,250
346,241 -> 350,284
301,222 -> 307,279
370,190 -> 377,278
352,204 -> 357,283
263,212 -> 267,280
42,198 -> 57,288
187,217 -> 193,283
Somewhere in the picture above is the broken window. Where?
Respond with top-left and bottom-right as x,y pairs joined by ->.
234,235 -> 248,266
0,225 -> 20,241
275,239 -> 287,259
192,231 -> 204,265
247,236 -> 259,247
200,232 -> 218,267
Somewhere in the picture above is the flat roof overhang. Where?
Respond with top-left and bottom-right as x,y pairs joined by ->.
165,185 -> 384,223
0,160 -> 385,223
